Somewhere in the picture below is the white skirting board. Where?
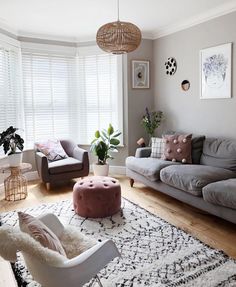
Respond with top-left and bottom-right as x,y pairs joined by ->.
89,165 -> 126,175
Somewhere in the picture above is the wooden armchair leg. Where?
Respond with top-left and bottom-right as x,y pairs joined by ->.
46,183 -> 50,190
130,178 -> 134,187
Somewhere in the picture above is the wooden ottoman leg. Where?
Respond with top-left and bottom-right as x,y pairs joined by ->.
130,178 -> 134,187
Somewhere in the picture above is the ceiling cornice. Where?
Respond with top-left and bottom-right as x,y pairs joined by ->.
152,0 -> 236,39
0,1 -> 236,44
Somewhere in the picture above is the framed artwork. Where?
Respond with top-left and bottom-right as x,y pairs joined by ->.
132,60 -> 150,89
200,43 -> 232,99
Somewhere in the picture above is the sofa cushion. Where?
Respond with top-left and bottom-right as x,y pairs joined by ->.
151,137 -> 165,158
200,138 -> 236,172
191,135 -> 205,164
35,139 -> 68,162
162,134 -> 192,164
160,165 -> 236,197
126,156 -> 180,181
49,157 -> 82,175
203,179 -> 236,209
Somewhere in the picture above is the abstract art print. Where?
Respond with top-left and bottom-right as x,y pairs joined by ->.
132,60 -> 150,89
200,43 -> 232,99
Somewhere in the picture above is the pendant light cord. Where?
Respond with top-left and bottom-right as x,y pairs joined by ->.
117,0 -> 120,21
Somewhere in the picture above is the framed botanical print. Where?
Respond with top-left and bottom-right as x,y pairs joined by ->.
132,60 -> 150,89
200,43 -> 232,99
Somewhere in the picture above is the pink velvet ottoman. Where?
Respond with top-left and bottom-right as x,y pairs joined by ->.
73,176 -> 121,218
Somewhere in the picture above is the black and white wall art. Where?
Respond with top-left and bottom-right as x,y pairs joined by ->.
200,43 -> 232,99
132,60 -> 150,89
165,57 -> 177,76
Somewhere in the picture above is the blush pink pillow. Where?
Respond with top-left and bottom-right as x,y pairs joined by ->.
18,212 -> 66,256
162,134 -> 192,164
35,139 -> 68,162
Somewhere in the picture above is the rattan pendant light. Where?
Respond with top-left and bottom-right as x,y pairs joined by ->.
96,0 -> 142,54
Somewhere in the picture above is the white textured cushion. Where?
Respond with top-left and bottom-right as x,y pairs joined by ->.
151,137 -> 165,158
35,139 -> 68,162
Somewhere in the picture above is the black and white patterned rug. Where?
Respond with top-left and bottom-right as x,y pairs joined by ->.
1,198 -> 236,287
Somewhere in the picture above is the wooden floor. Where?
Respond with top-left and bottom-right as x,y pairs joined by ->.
0,174 -> 236,286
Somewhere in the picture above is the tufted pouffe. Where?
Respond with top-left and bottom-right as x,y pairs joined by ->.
73,176 -> 121,218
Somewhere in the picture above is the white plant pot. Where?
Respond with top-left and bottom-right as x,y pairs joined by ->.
93,163 -> 109,176
8,153 -> 23,167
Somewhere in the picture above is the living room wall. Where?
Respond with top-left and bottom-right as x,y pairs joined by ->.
153,11 -> 236,139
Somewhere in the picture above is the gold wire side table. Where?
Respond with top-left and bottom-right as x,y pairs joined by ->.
0,163 -> 32,201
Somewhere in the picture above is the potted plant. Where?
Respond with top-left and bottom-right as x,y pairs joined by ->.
90,124 -> 121,176
0,126 -> 24,167
141,107 -> 164,145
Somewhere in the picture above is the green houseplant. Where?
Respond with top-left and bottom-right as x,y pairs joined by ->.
90,124 -> 121,176
0,126 -> 24,166
141,107 -> 164,144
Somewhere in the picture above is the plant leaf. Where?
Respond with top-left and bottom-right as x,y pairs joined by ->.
112,131 -> 121,138
110,138 -> 120,146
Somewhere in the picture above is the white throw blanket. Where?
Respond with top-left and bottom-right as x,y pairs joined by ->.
0,225 -> 95,266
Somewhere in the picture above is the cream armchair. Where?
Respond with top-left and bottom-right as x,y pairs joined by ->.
0,213 -> 120,287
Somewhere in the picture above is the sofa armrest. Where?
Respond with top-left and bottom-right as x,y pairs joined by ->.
35,152 -> 50,182
73,146 -> 89,174
135,147 -> 152,158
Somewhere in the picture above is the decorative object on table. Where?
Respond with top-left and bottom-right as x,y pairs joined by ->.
162,134 -> 192,164
150,137 -> 165,158
90,124 -> 121,176
2,199 -> 236,287
0,126 -> 24,167
96,0 -> 141,54
181,80 -> 190,91
35,139 -> 68,162
73,176 -> 121,218
136,137 -> 146,147
0,213 -> 119,287
200,43 -> 232,99
132,60 -> 150,88
141,107 -> 164,144
165,57 -> 177,75
35,139 -> 89,190
0,163 -> 32,201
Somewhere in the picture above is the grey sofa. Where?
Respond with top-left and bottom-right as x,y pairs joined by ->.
126,137 -> 236,224
35,139 -> 89,190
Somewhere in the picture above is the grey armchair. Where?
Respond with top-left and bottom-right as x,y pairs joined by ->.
35,140 -> 89,190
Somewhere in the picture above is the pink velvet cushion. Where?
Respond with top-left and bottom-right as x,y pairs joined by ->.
73,176 -> 121,218
18,212 -> 66,256
162,134 -> 192,164
35,139 -> 68,162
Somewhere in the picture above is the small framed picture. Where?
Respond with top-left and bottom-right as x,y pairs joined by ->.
200,43 -> 232,99
132,60 -> 150,89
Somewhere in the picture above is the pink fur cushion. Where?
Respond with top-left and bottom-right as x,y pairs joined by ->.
18,212 -> 66,256
162,134 -> 192,164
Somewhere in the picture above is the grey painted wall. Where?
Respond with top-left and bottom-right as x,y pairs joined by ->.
153,11 -> 236,139
127,39 -> 154,155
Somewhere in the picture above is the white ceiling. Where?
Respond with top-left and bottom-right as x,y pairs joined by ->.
0,0 -> 236,42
